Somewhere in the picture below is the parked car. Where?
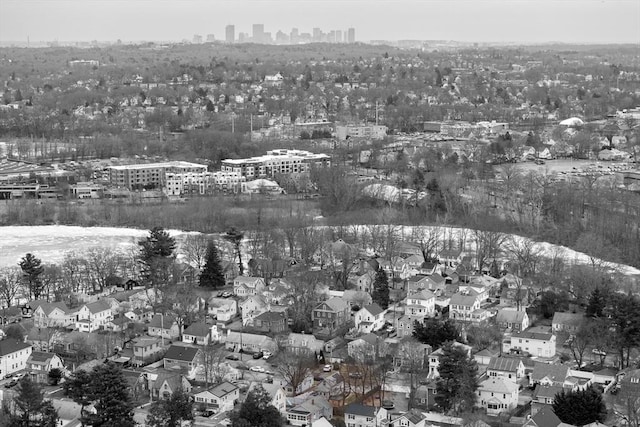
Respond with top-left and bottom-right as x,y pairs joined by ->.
201,409 -> 216,418
323,364 -> 332,372
225,354 -> 240,361
262,351 -> 272,359
252,351 -> 264,359
222,292 -> 232,298
592,348 -> 607,356
348,372 -> 363,379
249,366 -> 265,373
4,380 -> 17,389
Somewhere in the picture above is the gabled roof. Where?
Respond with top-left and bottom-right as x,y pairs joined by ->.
487,356 -> 523,372
234,276 -> 264,285
0,339 -> 31,356
344,403 -> 376,417
496,309 -> 527,324
449,292 -> 479,306
407,290 -> 435,301
513,330 -> 553,341
85,300 -> 112,314
361,303 -> 383,317
531,362 -> 569,383
164,345 -> 200,362
526,405 -> 563,427
551,312 -> 583,327
253,311 -> 285,322
479,377 -> 518,393
183,322 -> 210,337
317,297 -> 348,312
394,409 -> 426,424
28,351 -> 57,363
37,302 -> 70,316
208,381 -> 238,397
533,384 -> 563,400
149,314 -> 177,328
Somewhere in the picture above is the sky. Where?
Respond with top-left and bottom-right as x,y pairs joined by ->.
1,0 -> 639,44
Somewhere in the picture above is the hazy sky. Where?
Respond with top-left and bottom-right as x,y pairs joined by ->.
1,0 -> 639,44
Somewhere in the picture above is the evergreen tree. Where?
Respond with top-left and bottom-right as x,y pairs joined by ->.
138,227 -> 176,287
231,384 -> 283,427
48,368 -> 63,386
146,388 -> 193,427
83,362 -> 135,427
552,385 -> 607,425
63,369 -> 93,424
199,240 -> 226,288
371,267 -> 390,309
435,341 -> 479,415
10,376 -> 59,426
413,318 -> 460,348
19,253 -> 44,300
586,287 -> 606,317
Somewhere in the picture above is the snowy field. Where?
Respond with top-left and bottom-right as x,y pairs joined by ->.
0,225 -> 638,278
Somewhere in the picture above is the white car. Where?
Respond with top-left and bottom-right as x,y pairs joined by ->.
323,364 -> 332,372
249,366 -> 265,373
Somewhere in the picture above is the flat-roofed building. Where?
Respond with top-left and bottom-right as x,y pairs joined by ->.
107,161 -> 207,190
220,149 -> 330,179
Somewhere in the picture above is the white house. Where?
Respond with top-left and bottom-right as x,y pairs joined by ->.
404,290 -> 436,318
73,300 -> 113,332
233,276 -> 266,297
239,295 -> 267,326
486,357 -> 525,383
344,403 -> 388,427
505,331 -> 556,358
278,371 -> 315,396
26,351 -> 66,384
389,409 -> 428,427
148,314 -> 181,340
0,340 -> 32,378
354,303 -> 385,334
192,381 -> 239,412
33,302 -> 74,328
476,378 -> 518,416
207,297 -> 238,322
448,292 -> 481,323
182,322 -> 211,346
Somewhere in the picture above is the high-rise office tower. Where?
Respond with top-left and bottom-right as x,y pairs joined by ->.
347,28 -> 355,43
238,32 -> 248,43
290,27 -> 299,44
336,30 -> 343,43
192,34 -> 203,44
225,25 -> 235,43
206,34 -> 215,43
252,24 -> 265,42
312,27 -> 322,42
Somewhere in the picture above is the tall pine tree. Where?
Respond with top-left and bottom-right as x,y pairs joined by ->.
10,376 -> 59,426
371,267 -> 390,309
231,384 -> 283,427
435,341 -> 479,415
199,240 -> 226,289
83,362 -> 135,427
146,388 -> 193,427
586,287 -> 606,318
19,253 -> 44,300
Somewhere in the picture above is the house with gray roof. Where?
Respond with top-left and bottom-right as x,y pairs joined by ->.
552,312 -> 584,333
496,309 -> 529,332
531,362 -> 569,387
343,403 -> 388,427
487,356 -> 525,383
182,322 -> 211,345
312,297 -> 350,338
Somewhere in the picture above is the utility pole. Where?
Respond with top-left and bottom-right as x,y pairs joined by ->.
375,100 -> 379,125
231,113 -> 236,133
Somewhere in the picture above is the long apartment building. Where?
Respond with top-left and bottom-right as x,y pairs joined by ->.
165,171 -> 246,196
220,149 -> 331,179
107,161 -> 208,190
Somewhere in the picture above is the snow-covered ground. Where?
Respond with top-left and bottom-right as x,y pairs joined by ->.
0,225 -> 638,277
0,225 -> 197,268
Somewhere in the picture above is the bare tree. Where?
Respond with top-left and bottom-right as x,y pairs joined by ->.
201,344 -> 229,387
568,322 -> 593,368
473,229 -> 507,273
181,234 -> 210,270
0,267 -> 22,308
84,247 -> 120,292
277,350 -> 314,396
411,226 -> 441,262
398,337 -> 429,410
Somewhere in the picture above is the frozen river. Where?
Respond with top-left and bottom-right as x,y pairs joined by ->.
0,225 -> 194,268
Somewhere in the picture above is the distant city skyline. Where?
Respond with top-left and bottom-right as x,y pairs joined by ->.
1,0 -> 639,45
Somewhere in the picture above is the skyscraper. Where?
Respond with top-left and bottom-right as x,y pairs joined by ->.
290,27 -> 299,44
225,25 -> 235,43
336,30 -> 343,43
347,28 -> 356,43
252,24 -> 265,42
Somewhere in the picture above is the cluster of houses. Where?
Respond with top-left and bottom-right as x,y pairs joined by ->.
0,236 -> 634,426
